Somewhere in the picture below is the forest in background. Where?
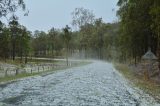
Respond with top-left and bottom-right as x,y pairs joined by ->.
0,0 -> 159,66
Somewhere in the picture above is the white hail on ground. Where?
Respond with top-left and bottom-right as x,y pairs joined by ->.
0,60 -> 159,106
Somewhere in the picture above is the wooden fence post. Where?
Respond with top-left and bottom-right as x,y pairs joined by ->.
38,66 -> 39,72
31,68 -> 32,74
16,68 -> 19,75
5,68 -> 8,77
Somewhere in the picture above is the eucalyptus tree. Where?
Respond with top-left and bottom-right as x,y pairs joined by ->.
9,15 -> 19,61
117,0 -> 155,64
63,25 -> 71,66
0,0 -> 26,18
34,31 -> 47,57
0,21 -> 10,61
79,23 -> 95,58
48,27 -> 56,57
150,0 -> 160,67
18,25 -> 31,63
71,7 -> 95,29
94,18 -> 105,59
71,8 -> 95,58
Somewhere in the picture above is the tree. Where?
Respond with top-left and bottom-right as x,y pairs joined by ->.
79,23 -> 94,58
71,7 -> 95,29
0,21 -> 10,61
18,26 -> 31,63
63,25 -> 71,66
150,0 -> 160,67
48,27 -> 56,57
117,0 -> 154,64
9,15 -> 19,61
32,30 -> 48,57
94,18 -> 105,59
0,0 -> 25,18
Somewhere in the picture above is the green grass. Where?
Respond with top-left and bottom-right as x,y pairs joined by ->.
0,61 -> 91,84
0,73 -> 37,83
0,58 -> 58,65
114,63 -> 160,101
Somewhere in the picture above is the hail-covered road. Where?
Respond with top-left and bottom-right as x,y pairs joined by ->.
0,61 -> 159,106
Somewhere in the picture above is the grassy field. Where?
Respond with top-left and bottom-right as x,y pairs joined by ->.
0,60 -> 91,83
114,63 -> 160,101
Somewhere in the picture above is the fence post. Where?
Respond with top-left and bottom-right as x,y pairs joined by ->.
16,68 -> 19,75
38,66 -> 39,72
43,66 -> 44,71
31,68 -> 32,74
5,68 -> 8,77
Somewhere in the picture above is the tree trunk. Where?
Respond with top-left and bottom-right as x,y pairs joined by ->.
20,48 -> 23,63
52,44 -> 54,56
66,44 -> 69,66
157,30 -> 160,70
135,56 -> 137,66
25,54 -> 28,64
84,46 -> 87,59
12,42 -> 15,61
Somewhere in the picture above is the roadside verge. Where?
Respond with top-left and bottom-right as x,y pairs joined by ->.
114,63 -> 160,102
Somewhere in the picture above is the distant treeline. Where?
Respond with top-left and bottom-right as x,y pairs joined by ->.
0,17 -> 119,62
31,20 -> 119,60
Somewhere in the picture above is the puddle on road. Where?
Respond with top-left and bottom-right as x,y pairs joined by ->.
1,95 -> 25,105
50,79 -> 61,85
0,81 -> 18,89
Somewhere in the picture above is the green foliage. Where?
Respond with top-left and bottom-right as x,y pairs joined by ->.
117,0 -> 160,64
31,28 -> 64,57
8,17 -> 31,62
74,17 -> 119,59
63,25 -> 72,66
0,16 -> 30,63
0,23 -> 10,60
63,25 -> 71,45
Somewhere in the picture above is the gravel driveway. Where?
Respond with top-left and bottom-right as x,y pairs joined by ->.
0,61 -> 159,106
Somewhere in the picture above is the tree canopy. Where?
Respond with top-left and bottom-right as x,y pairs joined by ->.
0,0 -> 25,18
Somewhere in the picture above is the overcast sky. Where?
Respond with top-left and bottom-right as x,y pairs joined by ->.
5,0 -> 119,32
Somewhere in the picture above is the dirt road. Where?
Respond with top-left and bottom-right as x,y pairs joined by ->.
0,61 -> 159,106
